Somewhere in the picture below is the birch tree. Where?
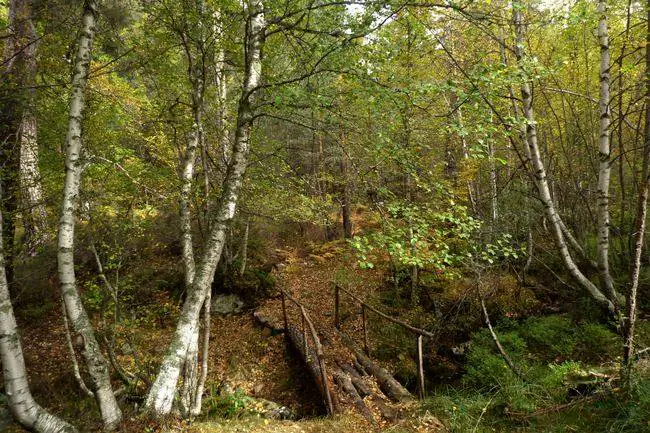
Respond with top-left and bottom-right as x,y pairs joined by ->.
0,191 -> 76,432
595,0 -> 617,307
57,1 -> 122,429
622,0 -> 650,386
176,0 -> 207,415
144,0 -> 266,415
512,2 -> 617,313
0,0 -> 31,286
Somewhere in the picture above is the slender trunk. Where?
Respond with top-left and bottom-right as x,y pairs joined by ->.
0,192 -> 77,432
144,0 -> 265,415
61,298 -> 94,398
340,151 -> 352,239
214,9 -> 230,171
512,4 -> 615,313
596,0 -> 617,306
622,0 -> 650,385
56,2 -> 122,429
239,217 -> 250,276
488,141 -> 498,224
191,290 -> 211,415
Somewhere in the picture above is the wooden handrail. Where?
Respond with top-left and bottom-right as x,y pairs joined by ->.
335,285 -> 435,338
280,289 -> 335,414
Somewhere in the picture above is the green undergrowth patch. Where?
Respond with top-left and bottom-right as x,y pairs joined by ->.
418,314 -> 650,432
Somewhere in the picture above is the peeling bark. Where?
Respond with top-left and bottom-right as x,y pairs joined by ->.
596,0 -> 617,306
0,191 -> 76,432
56,1 -> 122,429
144,0 -> 266,415
512,4 -> 615,313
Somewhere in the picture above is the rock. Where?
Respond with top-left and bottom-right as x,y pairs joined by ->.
211,294 -> 244,315
254,398 -> 294,420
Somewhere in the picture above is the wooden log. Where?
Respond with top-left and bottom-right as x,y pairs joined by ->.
281,291 -> 288,331
371,395 -> 400,422
333,371 -> 376,426
285,324 -> 339,414
353,359 -> 368,377
339,363 -> 372,397
362,305 -> 369,354
338,332 -> 412,402
355,349 -> 412,403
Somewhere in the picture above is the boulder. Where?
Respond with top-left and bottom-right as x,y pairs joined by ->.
211,294 -> 244,315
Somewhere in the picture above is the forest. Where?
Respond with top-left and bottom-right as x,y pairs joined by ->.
1,0 -> 650,431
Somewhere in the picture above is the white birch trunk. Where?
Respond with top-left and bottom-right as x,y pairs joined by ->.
20,111 -> 48,246
144,0 -> 265,415
239,217 -> 250,276
596,0 -> 617,305
191,289 -> 211,415
512,5 -> 614,312
623,0 -> 650,380
0,191 -> 77,432
15,0 -> 48,250
56,1 -> 122,429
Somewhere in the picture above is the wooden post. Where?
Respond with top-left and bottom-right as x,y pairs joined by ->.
417,335 -> 425,400
318,355 -> 334,415
281,291 -> 288,332
334,285 -> 340,330
362,305 -> 369,355
302,313 -> 308,358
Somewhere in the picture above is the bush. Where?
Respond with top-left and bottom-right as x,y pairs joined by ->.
461,315 -> 619,415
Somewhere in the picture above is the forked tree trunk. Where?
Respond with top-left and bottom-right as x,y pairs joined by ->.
512,4 -> 615,313
144,0 -> 266,415
56,1 -> 122,429
0,192 -> 76,432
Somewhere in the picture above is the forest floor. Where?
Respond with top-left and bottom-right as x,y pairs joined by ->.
4,231 -> 650,432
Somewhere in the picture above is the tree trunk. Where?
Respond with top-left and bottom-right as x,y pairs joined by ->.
596,0 -> 617,306
340,151 -> 352,239
0,193 -> 77,432
191,289 -> 211,415
0,0 -> 33,289
144,0 -> 266,415
512,4 -> 615,313
15,0 -> 47,252
56,1 -> 122,429
239,217 -> 250,276
622,0 -> 650,386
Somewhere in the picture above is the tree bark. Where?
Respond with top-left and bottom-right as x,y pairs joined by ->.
622,0 -> 650,385
0,0 -> 33,288
56,1 -> 122,429
0,194 -> 77,432
144,0 -> 266,415
15,0 -> 47,253
239,217 -> 250,276
512,4 -> 615,313
596,0 -> 617,306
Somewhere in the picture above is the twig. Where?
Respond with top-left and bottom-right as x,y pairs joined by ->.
507,388 -> 615,419
479,294 -> 526,381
